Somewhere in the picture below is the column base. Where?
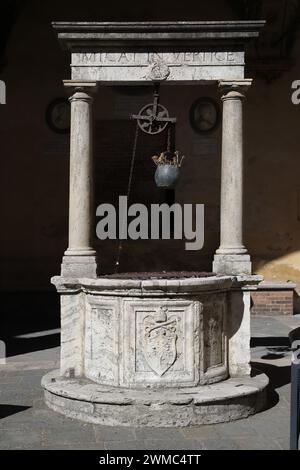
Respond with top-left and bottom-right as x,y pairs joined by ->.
213,253 -> 252,276
61,255 -> 98,278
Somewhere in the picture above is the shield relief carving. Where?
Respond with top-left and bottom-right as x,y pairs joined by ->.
143,307 -> 178,376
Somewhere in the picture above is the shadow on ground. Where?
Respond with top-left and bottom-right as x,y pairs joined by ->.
0,405 -> 31,419
0,292 -> 60,357
251,336 -> 290,348
250,332 -> 292,415
251,361 -> 291,388
251,360 -> 291,413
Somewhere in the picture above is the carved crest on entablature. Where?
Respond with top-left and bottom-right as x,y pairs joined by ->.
147,61 -> 170,81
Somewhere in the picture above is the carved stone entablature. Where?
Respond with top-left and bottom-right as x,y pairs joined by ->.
53,21 -> 264,84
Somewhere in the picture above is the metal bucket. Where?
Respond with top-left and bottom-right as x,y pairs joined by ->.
154,164 -> 180,188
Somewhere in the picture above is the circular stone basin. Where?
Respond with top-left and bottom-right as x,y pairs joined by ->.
53,274 -> 234,388
102,271 -> 215,280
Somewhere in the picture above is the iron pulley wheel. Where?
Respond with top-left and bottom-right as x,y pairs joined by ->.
136,103 -> 170,135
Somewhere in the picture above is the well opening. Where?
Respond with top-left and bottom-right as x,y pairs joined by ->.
102,271 -> 215,279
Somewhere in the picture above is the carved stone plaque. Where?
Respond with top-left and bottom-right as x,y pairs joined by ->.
203,299 -> 225,371
85,298 -> 119,385
143,307 -> 178,376
72,51 -> 243,67
121,299 -> 201,387
71,50 -> 245,84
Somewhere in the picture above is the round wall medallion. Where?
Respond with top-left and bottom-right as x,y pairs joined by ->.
46,98 -> 70,134
189,97 -> 220,134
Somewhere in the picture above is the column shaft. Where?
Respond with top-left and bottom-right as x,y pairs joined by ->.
213,79 -> 252,275
61,82 -> 98,278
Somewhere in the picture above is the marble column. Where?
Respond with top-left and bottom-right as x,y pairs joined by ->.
213,79 -> 252,276
61,80 -> 98,278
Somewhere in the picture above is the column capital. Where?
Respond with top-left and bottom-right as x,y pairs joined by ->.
218,79 -> 253,100
63,80 -> 98,93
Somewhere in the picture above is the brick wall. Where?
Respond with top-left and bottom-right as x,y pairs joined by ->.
251,283 -> 295,316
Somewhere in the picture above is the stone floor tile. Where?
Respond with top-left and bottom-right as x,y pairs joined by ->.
42,422 -> 97,445
94,426 -> 136,443
144,439 -> 202,450
208,419 -> 258,438
104,440 -> 147,450
42,442 -> 106,450
197,438 -> 241,450
233,437 -> 282,450
0,428 -> 45,449
135,427 -> 185,440
276,437 -> 290,450
182,425 -> 223,439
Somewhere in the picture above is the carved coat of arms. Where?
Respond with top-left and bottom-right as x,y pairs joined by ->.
147,61 -> 170,81
143,307 -> 178,376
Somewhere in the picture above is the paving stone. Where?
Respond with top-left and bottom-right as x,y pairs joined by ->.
135,427 -> 185,440
247,415 -> 290,439
31,407 -> 71,423
0,389 -> 38,404
0,428 -> 44,449
94,426 -> 136,442
43,422 -> 97,445
144,439 -> 202,450
251,317 -> 289,337
0,376 -> 22,385
182,425 -> 223,439
42,442 -> 106,450
276,437 -> 290,450
104,440 -> 147,450
201,419 -> 258,438
233,437 -> 282,450
20,374 -> 45,389
197,438 -> 241,450
278,386 -> 291,400
1,369 -> 47,378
